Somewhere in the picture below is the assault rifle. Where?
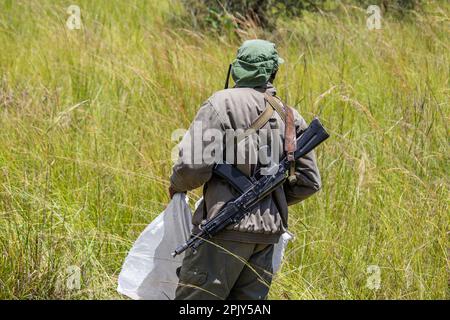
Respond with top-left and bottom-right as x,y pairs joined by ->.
172,117 -> 329,257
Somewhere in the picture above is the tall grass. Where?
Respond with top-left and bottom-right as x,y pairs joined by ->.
0,0 -> 448,299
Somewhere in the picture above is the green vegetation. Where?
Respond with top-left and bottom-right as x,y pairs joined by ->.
0,0 -> 448,299
180,0 -> 420,30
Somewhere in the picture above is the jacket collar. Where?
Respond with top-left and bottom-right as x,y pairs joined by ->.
238,82 -> 277,96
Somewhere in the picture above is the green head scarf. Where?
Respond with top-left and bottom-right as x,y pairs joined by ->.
231,39 -> 284,88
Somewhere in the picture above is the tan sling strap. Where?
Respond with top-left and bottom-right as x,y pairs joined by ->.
236,92 -> 298,184
264,93 -> 287,123
247,101 -> 275,131
237,92 -> 286,142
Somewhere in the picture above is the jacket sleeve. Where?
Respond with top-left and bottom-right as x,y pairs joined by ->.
170,99 -> 224,193
283,111 -> 322,206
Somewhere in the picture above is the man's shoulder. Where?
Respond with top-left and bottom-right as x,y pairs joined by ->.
203,88 -> 262,127
289,107 -> 308,130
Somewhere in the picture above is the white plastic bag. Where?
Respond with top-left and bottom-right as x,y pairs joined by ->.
272,231 -> 293,274
117,193 -> 192,300
117,194 -> 292,300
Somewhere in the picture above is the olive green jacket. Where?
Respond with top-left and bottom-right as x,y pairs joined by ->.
170,83 -> 321,244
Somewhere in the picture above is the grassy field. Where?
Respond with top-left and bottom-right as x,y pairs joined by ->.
0,0 -> 448,299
